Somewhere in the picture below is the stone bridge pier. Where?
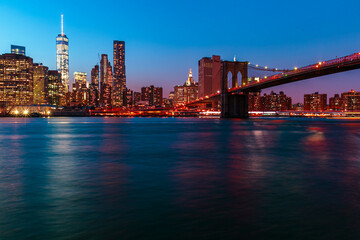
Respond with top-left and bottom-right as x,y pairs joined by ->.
220,61 -> 249,119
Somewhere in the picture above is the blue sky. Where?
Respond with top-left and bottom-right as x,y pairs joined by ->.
1,0 -> 360,102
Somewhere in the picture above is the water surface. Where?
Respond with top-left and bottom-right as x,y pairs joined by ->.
1,117 -> 360,239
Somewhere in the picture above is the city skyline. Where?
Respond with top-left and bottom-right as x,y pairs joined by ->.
1,0 -> 360,101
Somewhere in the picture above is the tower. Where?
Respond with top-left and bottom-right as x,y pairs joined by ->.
186,68 -> 195,86
56,14 -> 69,92
113,40 -> 126,106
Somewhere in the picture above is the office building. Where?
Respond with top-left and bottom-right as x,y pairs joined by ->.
113,40 -> 126,106
33,63 -> 49,104
89,65 -> 100,107
174,69 -> 199,106
198,55 -> 222,98
100,54 -> 112,108
56,14 -> 69,92
0,53 -> 33,106
47,70 -> 62,106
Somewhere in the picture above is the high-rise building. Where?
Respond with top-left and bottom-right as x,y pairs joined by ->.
11,45 -> 26,56
100,54 -> 112,108
90,65 -> 100,107
71,72 -> 89,106
47,70 -> 62,106
174,69 -> 199,106
33,63 -> 49,104
113,40 -> 126,107
198,55 -> 222,98
304,92 -> 327,111
73,72 -> 87,86
141,85 -> 163,107
56,14 -> 69,92
0,53 -> 33,107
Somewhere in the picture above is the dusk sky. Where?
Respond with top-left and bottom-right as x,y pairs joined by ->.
1,0 -> 360,102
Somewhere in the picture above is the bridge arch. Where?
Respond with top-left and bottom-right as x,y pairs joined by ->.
227,71 -> 233,89
223,61 -> 248,90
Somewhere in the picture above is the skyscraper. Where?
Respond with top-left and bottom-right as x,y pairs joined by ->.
198,55 -> 222,98
33,63 -> 49,104
100,54 -> 112,107
47,70 -> 62,106
90,65 -> 100,107
56,14 -> 69,92
113,40 -> 126,106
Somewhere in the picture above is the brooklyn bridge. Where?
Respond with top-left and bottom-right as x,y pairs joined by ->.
187,52 -> 360,118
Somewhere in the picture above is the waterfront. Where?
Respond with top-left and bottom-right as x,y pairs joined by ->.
1,117 -> 360,239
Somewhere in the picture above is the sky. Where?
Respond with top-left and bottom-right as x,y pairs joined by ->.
1,0 -> 360,102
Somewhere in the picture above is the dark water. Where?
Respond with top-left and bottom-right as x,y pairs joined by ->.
1,117 -> 360,239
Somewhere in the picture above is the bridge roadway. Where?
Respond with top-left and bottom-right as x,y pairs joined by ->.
188,52 -> 360,106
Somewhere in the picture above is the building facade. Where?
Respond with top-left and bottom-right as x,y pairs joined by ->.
56,14 -> 69,92
341,90 -> 360,111
47,70 -> 62,106
89,64 -> 100,107
0,53 -> 34,107
113,40 -> 126,107
174,69 -> 199,106
100,54 -> 112,108
198,55 -> 222,98
141,85 -> 163,107
71,72 -> 89,106
304,92 -> 327,111
33,63 -> 49,104
11,45 -> 25,56
329,94 -> 342,111
248,91 -> 292,111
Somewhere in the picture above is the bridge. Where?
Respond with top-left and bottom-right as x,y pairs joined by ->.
187,52 -> 360,118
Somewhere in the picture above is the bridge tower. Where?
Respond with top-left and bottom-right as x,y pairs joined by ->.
220,61 -> 249,118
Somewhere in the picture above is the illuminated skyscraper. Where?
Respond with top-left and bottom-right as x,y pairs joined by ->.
33,63 -> 49,104
100,54 -> 112,107
89,65 -> 100,107
56,14 -> 69,92
113,40 -> 126,106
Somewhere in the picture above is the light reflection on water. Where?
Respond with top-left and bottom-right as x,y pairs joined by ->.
1,117 -> 360,239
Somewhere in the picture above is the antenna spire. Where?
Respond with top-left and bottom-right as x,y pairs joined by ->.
61,14 -> 64,35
